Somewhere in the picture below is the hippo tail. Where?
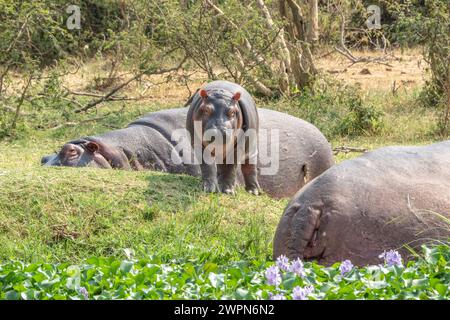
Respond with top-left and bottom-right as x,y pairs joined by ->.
307,142 -> 335,182
273,199 -> 323,261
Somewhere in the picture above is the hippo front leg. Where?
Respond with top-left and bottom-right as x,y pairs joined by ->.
201,163 -> 219,193
217,164 -> 237,194
241,163 -> 260,195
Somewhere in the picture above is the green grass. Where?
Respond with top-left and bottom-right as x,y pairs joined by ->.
0,165 -> 286,263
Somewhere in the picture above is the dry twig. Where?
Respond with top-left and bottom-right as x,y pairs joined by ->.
333,146 -> 368,155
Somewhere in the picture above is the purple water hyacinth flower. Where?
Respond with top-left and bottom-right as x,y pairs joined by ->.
292,285 -> 314,300
265,265 -> 282,286
79,287 -> 89,299
269,293 -> 287,300
379,250 -> 403,267
289,258 -> 306,278
339,260 -> 353,276
276,255 -> 290,272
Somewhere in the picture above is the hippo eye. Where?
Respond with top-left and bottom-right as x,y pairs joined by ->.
200,104 -> 213,115
227,108 -> 238,118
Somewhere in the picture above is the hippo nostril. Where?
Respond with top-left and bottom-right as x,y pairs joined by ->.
204,128 -> 222,143
205,135 -> 215,143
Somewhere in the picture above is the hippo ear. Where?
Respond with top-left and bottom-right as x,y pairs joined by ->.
85,141 -> 99,153
232,92 -> 241,101
41,155 -> 53,165
200,89 -> 208,98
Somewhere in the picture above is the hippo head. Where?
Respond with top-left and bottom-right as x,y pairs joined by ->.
193,89 -> 243,157
41,139 -> 131,169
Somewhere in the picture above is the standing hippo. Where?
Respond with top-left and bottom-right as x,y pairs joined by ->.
186,81 -> 260,194
42,107 -> 334,199
273,140 -> 450,266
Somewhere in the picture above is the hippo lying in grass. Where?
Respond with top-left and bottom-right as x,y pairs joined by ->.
42,107 -> 334,198
273,140 -> 450,266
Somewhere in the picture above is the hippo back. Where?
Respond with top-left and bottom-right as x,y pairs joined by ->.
128,107 -> 189,144
254,108 -> 334,198
87,108 -> 199,175
274,140 -> 450,265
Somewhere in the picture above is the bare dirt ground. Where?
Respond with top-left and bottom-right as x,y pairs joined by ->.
315,48 -> 427,92
61,48 -> 427,105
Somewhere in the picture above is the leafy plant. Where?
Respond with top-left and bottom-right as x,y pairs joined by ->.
337,95 -> 384,136
274,78 -> 384,139
0,245 -> 448,300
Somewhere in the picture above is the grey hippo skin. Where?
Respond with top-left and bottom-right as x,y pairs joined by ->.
273,140 -> 450,266
186,80 -> 260,195
42,107 -> 334,199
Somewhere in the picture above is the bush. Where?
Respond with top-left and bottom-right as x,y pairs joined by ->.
0,245 -> 448,300
274,78 -> 384,139
337,94 -> 384,136
382,0 -> 449,135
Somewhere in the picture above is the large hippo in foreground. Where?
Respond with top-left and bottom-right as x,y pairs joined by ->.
42,107 -> 334,198
273,141 -> 450,265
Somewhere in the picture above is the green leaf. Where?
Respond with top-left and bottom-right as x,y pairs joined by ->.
204,262 -> 218,273
208,272 -> 224,289
119,261 -> 134,274
109,261 -> 121,275
411,278 -> 429,288
282,275 -> 297,290
5,290 -> 20,300
363,280 -> 389,289
435,283 -> 447,296
235,288 -> 249,299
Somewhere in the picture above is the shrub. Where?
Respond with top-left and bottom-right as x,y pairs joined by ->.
336,94 -> 384,136
0,245 -> 448,300
382,0 -> 449,135
274,78 -> 384,139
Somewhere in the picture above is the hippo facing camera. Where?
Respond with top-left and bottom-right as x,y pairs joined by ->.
186,80 -> 261,195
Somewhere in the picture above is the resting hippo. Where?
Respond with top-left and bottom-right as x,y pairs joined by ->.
186,80 -> 260,194
42,107 -> 334,198
273,140 -> 450,266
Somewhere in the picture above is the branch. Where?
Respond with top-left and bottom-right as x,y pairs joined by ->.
334,11 -> 393,68
1,105 -> 32,116
204,0 -> 273,73
333,146 -> 368,155
234,48 -> 273,96
74,56 -> 187,113
49,115 -> 108,130
9,75 -> 33,132
256,0 -> 291,92
66,89 -> 140,101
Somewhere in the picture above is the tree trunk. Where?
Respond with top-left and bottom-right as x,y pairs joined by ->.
280,0 -> 317,89
445,55 -> 450,136
308,0 -> 319,44
255,0 -> 291,94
